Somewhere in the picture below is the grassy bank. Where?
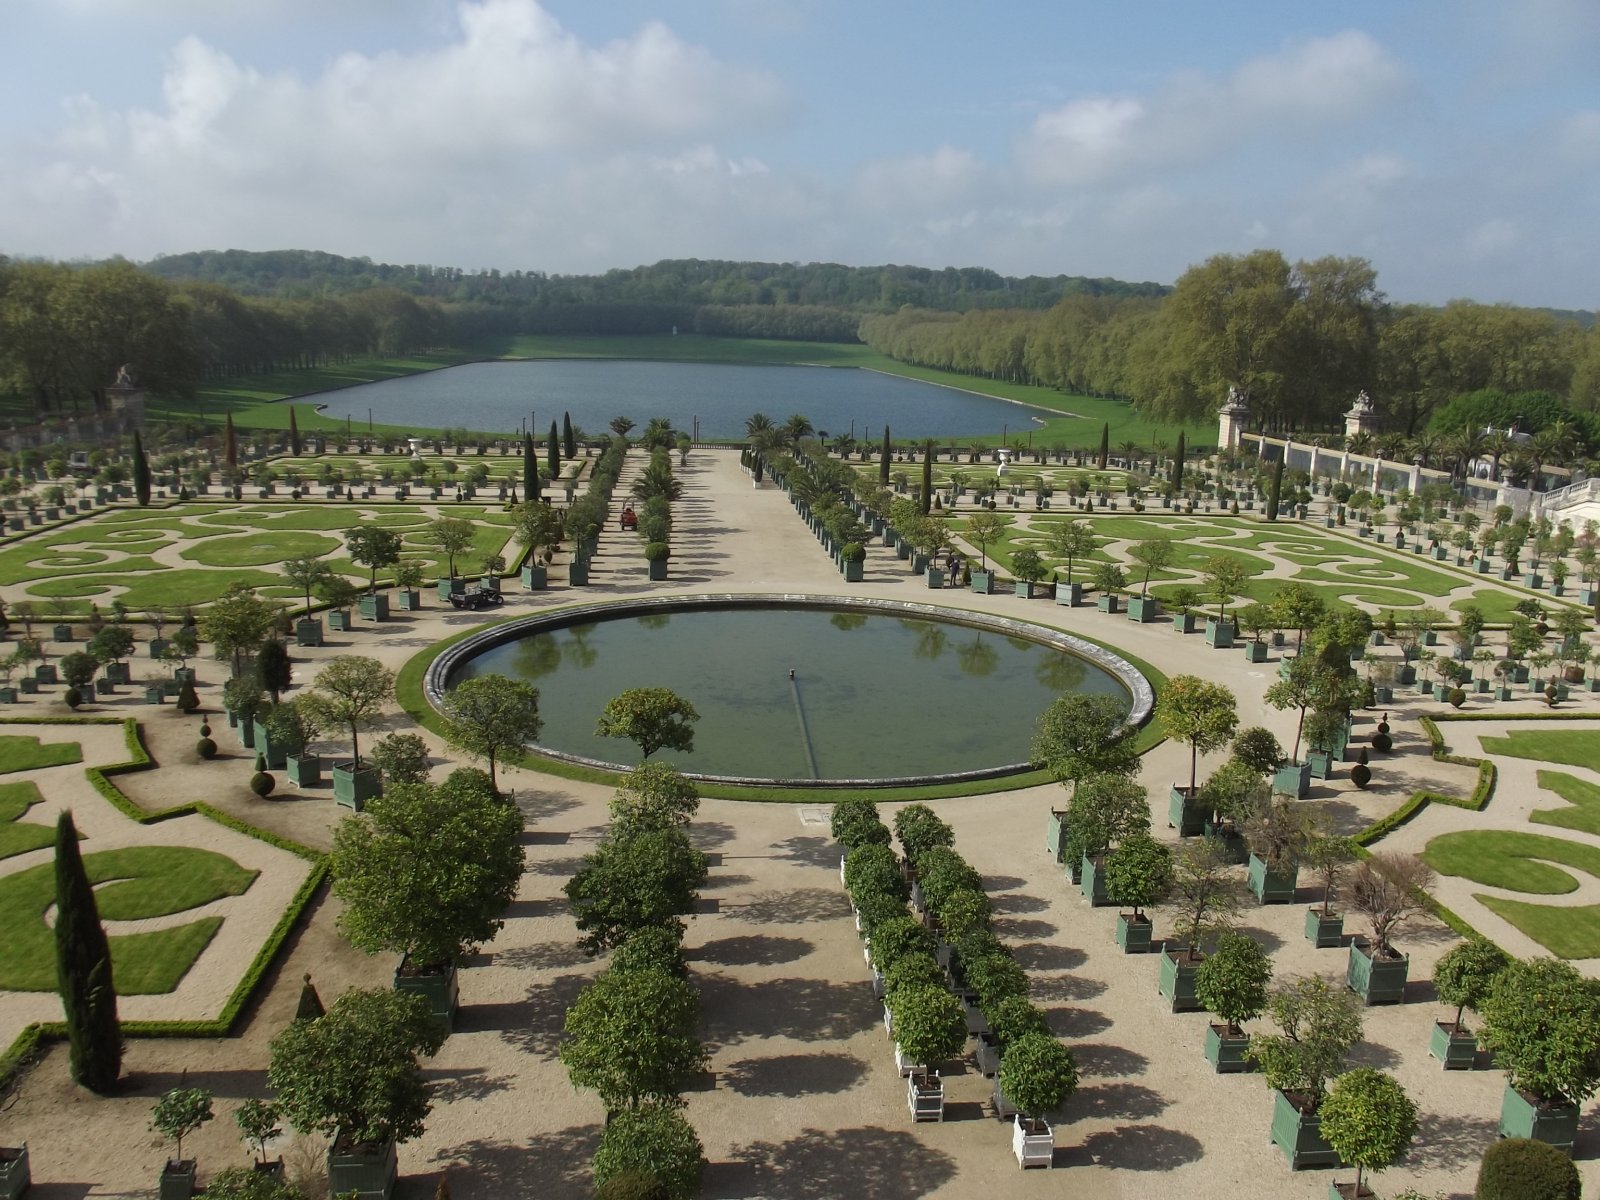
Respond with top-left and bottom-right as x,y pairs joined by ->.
119,335 -> 1208,449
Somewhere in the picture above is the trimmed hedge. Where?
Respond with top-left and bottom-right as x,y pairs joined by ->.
0,715 -> 326,1089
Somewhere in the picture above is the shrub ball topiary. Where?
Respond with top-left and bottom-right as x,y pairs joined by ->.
644,542 -> 670,563
64,687 -> 82,710
1474,1137 -> 1580,1200
592,1173 -> 671,1200
842,542 -> 866,563
176,679 -> 199,713
197,737 -> 218,760
199,722 -> 212,738
1351,762 -> 1372,789
1372,731 -> 1393,753
1449,688 -> 1467,708
250,771 -> 275,797
253,752 -> 267,773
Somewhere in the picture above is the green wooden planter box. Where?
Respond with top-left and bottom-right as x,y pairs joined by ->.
1079,853 -> 1109,906
1172,611 -> 1197,633
924,567 -> 943,589
1127,596 -> 1158,623
568,560 -> 589,586
971,571 -> 994,594
1429,1021 -> 1477,1069
358,593 -> 390,621
1273,762 -> 1311,798
144,686 -> 165,705
34,664 -> 57,685
1497,1086 -> 1579,1153
1346,942 -> 1408,1005
252,724 -> 287,769
148,637 -> 170,660
1096,593 -> 1120,614
1115,912 -> 1153,953
0,689 -> 16,705
437,577 -> 467,600
394,589 -> 421,611
327,609 -> 352,632
105,661 -> 131,684
1204,1023 -> 1252,1073
1045,809 -> 1068,862
327,1137 -> 398,1200
845,560 -> 865,582
295,618 -> 324,647
647,558 -> 669,581
158,1161 -> 196,1200
332,763 -> 383,811
395,958 -> 458,1035
1055,582 -> 1083,607
1168,786 -> 1205,836
1271,1090 -> 1343,1170
0,1145 -> 30,1200
287,755 -> 322,788
1204,619 -> 1234,648
1307,749 -> 1334,779
1158,950 -> 1203,1012
1242,640 -> 1268,663
1013,579 -> 1034,598
1247,854 -> 1298,904
17,679 -> 37,696
1305,908 -> 1344,948
520,564 -> 548,590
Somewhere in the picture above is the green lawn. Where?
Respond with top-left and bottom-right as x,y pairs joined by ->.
0,736 -> 83,773
1531,771 -> 1600,837
1479,730 -> 1600,774
0,782 -> 53,860
0,845 -> 257,992
1421,829 -> 1600,895
1476,895 -> 1600,960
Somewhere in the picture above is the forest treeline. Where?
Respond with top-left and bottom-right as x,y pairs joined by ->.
2,247 -> 1596,436
860,250 -> 1600,434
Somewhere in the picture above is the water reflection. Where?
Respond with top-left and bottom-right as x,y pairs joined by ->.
830,612 -> 868,632
638,613 -> 672,630
1036,652 -> 1089,692
957,633 -> 999,678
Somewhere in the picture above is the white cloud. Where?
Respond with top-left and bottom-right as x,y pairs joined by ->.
1465,218 -> 1523,261
1018,30 -> 1407,185
851,146 -> 984,212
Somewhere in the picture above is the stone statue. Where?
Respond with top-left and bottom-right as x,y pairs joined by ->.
113,363 -> 134,388
1350,390 -> 1375,414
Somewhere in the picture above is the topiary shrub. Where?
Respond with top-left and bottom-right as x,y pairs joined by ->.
197,737 -> 218,760
1372,731 -> 1393,753
199,722 -> 212,738
250,771 -> 275,797
1351,762 -> 1372,789
1449,688 -> 1467,708
644,542 -> 670,562
64,686 -> 82,710
841,542 -> 866,563
592,1103 -> 703,1200
176,678 -> 199,713
1474,1137 -> 1580,1200
593,1173 -> 671,1200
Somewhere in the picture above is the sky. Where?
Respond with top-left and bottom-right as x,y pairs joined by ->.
2,0 -> 1598,308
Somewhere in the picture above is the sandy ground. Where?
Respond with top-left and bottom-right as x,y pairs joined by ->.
1,446 -> 1597,1200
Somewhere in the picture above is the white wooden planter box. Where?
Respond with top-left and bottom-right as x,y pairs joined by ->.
1013,1116 -> 1054,1168
908,1073 -> 945,1122
894,1044 -> 925,1077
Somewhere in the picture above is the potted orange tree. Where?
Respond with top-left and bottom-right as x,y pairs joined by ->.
1195,932 -> 1272,1073
1430,938 -> 1509,1069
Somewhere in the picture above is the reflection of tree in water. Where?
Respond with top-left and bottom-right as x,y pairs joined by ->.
830,612 -> 868,632
1006,636 -> 1033,653
564,623 -> 599,669
637,613 -> 672,630
1036,650 -> 1089,692
511,633 -> 563,680
900,619 -> 948,661
957,633 -> 999,678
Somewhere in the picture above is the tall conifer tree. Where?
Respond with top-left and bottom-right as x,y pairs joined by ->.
548,421 -> 560,481
562,412 -> 576,459
879,426 -> 891,487
1173,431 -> 1187,492
1097,422 -> 1109,470
131,431 -> 151,508
1267,456 -> 1285,521
224,413 -> 238,474
920,441 -> 933,516
288,406 -> 302,457
54,810 -> 121,1092
523,432 -> 539,501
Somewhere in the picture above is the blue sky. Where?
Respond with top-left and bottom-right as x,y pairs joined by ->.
2,0 -> 1597,307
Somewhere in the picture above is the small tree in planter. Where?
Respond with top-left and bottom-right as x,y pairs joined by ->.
367,732 -> 430,786
591,1102 -> 704,1200
439,673 -> 543,791
1319,1069 -> 1418,1200
889,982 -> 966,1076
1160,676 -> 1239,831
1250,975 -> 1365,1169
1011,548 -> 1046,597
1473,1137 -> 1582,1200
609,763 -> 701,838
1430,938 -> 1510,1067
234,1097 -> 282,1171
1195,931 -> 1273,1071
314,575 -> 359,631
281,557 -> 332,621
301,656 -> 393,809
1346,852 -> 1436,1005
1158,836 -> 1242,1011
267,987 -> 445,1188
1031,693 -> 1139,787
1303,834 -> 1356,946
998,1032 -> 1079,1162
830,797 -> 891,850
1104,832 -> 1172,952
150,1086 -> 214,1195
1066,773 -> 1150,900
560,966 -> 706,1112
565,828 -> 709,955
1479,957 -> 1600,1150
1242,795 -> 1317,904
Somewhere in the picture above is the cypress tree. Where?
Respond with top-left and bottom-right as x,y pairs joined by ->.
224,413 -> 238,474
1173,431 -> 1186,492
523,432 -> 539,501
288,406 -> 302,457
919,441 -> 933,516
131,431 -> 151,508
562,411 -> 576,460
1097,422 -> 1109,470
879,426 -> 891,487
294,972 -> 325,1022
548,421 -> 560,481
1267,456 -> 1285,521
54,810 -> 121,1092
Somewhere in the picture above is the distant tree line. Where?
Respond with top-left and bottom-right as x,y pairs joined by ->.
860,250 -> 1600,434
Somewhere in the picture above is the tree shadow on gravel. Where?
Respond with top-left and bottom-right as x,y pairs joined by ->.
529,855 -> 587,877
1044,1006 -> 1113,1039
1234,923 -> 1285,955
772,835 -> 841,869
1077,1124 -> 1204,1170
987,891 -> 1051,915
1070,1043 -> 1149,1078
691,820 -> 738,849
424,1067 -> 515,1103
1405,1110 -> 1498,1169
431,1125 -> 599,1200
461,972 -> 589,1059
1011,942 -> 1087,972
731,888 -> 851,925
720,1052 -> 867,1098
992,916 -> 1058,940
1067,1082 -> 1169,1121
1029,973 -> 1108,1002
694,934 -> 814,966
710,1127 -> 957,1199
698,974 -> 875,1043
1346,1040 -> 1401,1071
494,939 -> 591,970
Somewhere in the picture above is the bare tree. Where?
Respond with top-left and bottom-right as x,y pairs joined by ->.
1347,852 -> 1436,958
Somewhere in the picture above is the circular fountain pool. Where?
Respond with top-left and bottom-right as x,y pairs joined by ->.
426,595 -> 1153,787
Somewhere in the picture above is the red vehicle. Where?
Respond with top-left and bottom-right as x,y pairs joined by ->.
619,506 -> 638,531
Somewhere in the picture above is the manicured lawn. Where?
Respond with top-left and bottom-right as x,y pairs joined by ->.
1531,771 -> 1600,837
0,845 -> 257,992
1479,730 -> 1600,774
0,782 -> 53,860
1421,829 -> 1600,895
180,530 -> 342,567
0,735 -> 83,773
1476,895 -> 1600,960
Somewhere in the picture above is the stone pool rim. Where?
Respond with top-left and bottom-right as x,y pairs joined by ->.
425,592 -> 1155,789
